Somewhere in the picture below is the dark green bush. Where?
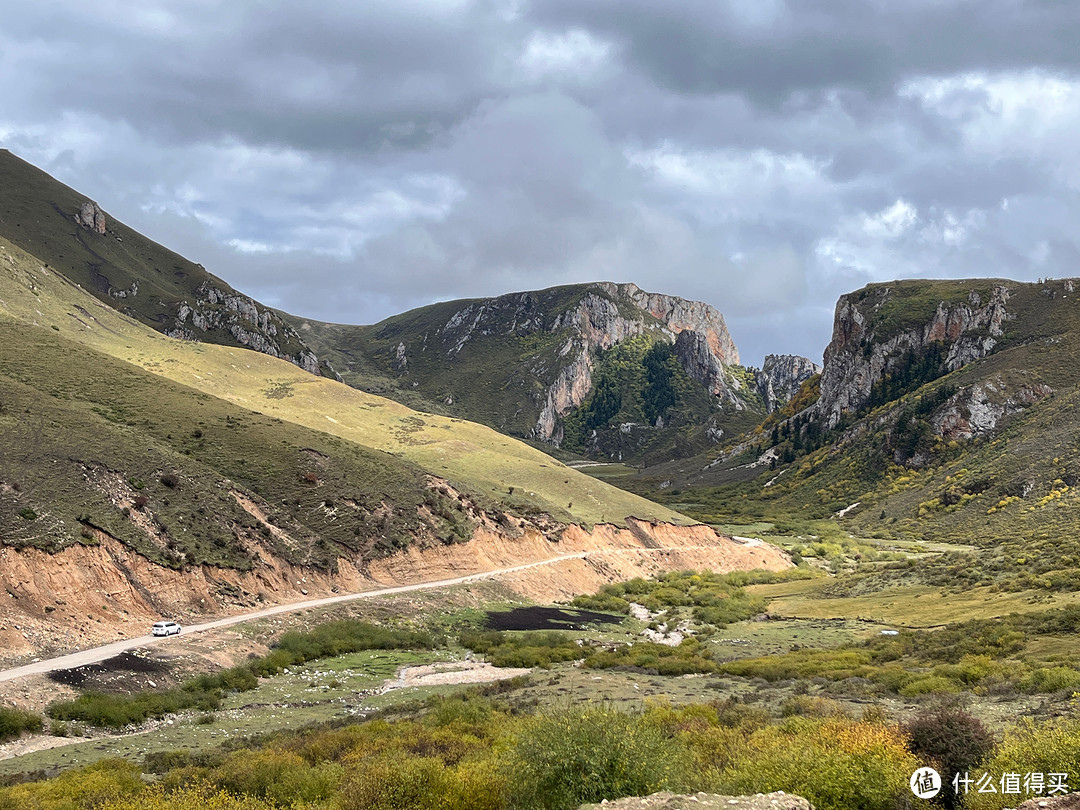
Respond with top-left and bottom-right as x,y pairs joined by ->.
459,630 -> 583,668
904,705 -> 995,810
47,690 -> 219,730
584,639 -> 717,675
0,707 -> 42,742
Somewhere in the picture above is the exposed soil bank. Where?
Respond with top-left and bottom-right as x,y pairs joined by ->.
0,518 -> 787,665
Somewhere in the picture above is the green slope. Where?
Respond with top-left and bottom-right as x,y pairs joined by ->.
628,277 -> 1080,591
0,149 -> 325,374
291,284 -> 647,435
0,235 -> 690,573
289,284 -> 761,463
0,318 -> 439,570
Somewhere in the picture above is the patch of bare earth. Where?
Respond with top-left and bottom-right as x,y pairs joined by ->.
386,661 -> 531,691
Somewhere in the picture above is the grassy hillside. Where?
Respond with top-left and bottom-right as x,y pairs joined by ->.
290,284 -> 657,436
0,150 -> 323,373
622,277 -> 1080,591
0,236 -> 689,566
0,317 -> 453,570
290,284 -> 762,464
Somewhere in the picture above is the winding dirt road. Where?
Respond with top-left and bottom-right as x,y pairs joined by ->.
0,545 -> 742,684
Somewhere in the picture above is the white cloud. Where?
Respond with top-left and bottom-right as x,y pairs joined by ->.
518,29 -> 612,79
860,199 -> 917,240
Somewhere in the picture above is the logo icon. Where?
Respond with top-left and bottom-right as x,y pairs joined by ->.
911,767 -> 942,799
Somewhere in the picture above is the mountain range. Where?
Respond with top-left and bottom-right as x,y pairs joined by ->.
5,147 -> 1080,650
0,151 -> 792,661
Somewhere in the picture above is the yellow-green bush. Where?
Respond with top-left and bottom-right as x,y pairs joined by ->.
100,784 -> 273,810
708,718 -> 918,810
1018,665 -> 1080,693
207,747 -> 342,805
898,675 -> 962,697
968,718 -> 1080,810
0,759 -> 143,810
338,755 -> 504,810
505,705 -> 691,810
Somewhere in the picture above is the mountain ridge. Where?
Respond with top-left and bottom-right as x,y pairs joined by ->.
289,282 -> 817,464
0,149 -> 333,378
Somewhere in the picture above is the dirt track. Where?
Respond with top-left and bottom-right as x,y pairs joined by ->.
0,544 -> 758,684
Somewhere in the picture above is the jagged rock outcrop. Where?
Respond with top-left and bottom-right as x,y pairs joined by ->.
75,200 -> 107,234
930,379 -> 1053,442
168,281 -> 328,377
673,329 -> 750,410
526,283 -> 739,441
600,281 -> 739,365
536,350 -> 593,444
755,354 -> 821,413
816,284 -> 1010,429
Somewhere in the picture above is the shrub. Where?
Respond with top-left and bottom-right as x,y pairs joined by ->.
338,755 -> 503,810
0,758 -> 143,809
48,689 -> 217,729
1019,665 -> 1080,693
584,639 -> 717,675
459,630 -> 583,668
0,707 -> 42,742
274,620 -> 434,664
967,718 -> 1080,810
144,750 -> 197,774
505,706 -> 690,810
898,675 -> 962,697
98,783 -> 275,810
904,705 -> 994,809
210,747 -> 343,806
779,696 -> 846,718
710,718 -> 918,810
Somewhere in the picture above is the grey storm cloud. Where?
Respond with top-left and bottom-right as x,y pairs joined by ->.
4,0 -> 1080,365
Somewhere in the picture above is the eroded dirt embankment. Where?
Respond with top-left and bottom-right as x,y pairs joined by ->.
0,518 -> 788,665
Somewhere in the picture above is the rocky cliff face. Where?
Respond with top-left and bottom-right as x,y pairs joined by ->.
528,283 -> 740,441
673,330 -> 752,410
815,284 -> 1010,429
168,281 -> 332,377
385,282 -> 742,444
601,282 -> 739,365
754,354 -> 821,413
930,378 -> 1053,443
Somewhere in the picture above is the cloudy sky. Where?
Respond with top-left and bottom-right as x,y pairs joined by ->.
4,1 -> 1080,365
